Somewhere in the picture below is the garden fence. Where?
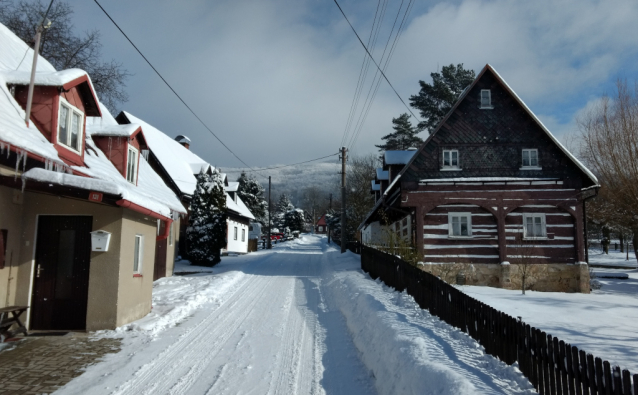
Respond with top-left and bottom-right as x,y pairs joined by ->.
361,245 -> 637,395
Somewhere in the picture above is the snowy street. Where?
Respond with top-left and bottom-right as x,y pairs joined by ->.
57,235 -> 534,395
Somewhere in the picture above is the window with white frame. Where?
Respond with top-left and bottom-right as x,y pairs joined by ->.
126,145 -> 139,184
133,235 -> 143,274
480,89 -> 492,108
523,213 -> 546,238
57,99 -> 84,152
234,226 -> 238,240
242,228 -> 245,242
521,149 -> 539,168
448,213 -> 472,237
442,149 -> 459,169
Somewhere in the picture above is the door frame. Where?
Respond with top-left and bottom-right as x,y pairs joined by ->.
26,214 -> 93,330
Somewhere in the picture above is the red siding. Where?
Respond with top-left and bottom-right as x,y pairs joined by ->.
93,136 -> 127,177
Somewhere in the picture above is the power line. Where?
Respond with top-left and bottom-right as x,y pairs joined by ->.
224,152 -> 340,173
331,0 -> 420,122
92,0 -> 256,171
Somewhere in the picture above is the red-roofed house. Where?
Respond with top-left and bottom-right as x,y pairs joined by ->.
315,214 -> 328,234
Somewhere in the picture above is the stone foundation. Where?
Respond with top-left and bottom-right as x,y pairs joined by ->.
418,262 -> 590,293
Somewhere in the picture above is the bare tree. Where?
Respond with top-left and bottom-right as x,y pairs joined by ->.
0,0 -> 130,111
511,233 -> 547,294
578,79 -> 638,262
344,154 -> 378,241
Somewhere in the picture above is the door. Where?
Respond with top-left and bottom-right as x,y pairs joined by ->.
31,216 -> 92,330
154,238 -> 167,281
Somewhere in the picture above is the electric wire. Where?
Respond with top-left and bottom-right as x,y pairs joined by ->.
92,0 -> 256,171
224,152 -> 339,173
331,0 -> 420,123
16,0 -> 56,70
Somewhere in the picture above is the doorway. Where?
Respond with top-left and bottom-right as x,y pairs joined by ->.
31,216 -> 92,330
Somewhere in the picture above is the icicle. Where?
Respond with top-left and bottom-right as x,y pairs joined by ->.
22,151 -> 27,172
14,150 -> 24,180
6,143 -> 10,159
0,142 -> 4,156
21,177 -> 26,193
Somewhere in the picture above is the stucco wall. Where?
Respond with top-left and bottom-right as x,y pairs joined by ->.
115,209 -> 157,328
0,186 -> 24,308
165,217 -> 179,276
226,219 -> 248,254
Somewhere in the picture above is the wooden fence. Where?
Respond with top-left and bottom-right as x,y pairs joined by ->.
361,245 -> 637,395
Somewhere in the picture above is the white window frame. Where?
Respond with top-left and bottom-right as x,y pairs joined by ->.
57,98 -> 84,153
520,149 -> 541,170
133,235 -> 144,274
479,89 -> 493,109
126,145 -> 139,184
234,226 -> 238,240
448,212 -> 472,238
441,149 -> 460,170
318,226 -> 323,232
523,213 -> 547,239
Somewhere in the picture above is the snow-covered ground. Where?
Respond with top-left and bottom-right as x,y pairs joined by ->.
56,235 -> 534,395
458,250 -> 638,373
587,248 -> 638,268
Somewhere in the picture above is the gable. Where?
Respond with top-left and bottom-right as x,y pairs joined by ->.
402,65 -> 597,189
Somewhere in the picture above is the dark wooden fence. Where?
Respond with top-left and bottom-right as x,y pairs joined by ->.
331,238 -> 361,254
361,245 -> 637,395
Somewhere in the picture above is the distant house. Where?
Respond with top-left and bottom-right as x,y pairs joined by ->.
360,64 -> 598,293
0,23 -> 186,331
115,112 -> 255,256
315,214 -> 327,234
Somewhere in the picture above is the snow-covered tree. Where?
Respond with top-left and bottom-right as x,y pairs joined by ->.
284,209 -> 305,232
276,194 -> 294,214
237,172 -> 267,224
375,113 -> 422,152
186,169 -> 227,266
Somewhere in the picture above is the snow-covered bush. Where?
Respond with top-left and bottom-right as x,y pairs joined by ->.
186,169 -> 227,266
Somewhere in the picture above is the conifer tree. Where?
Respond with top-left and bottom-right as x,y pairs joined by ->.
375,113 -> 422,152
273,194 -> 294,229
284,209 -> 305,232
237,172 -> 267,224
186,169 -> 227,266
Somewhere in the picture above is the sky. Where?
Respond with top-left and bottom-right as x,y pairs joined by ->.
66,0 -> 638,171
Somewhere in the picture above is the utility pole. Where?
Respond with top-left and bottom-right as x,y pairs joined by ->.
340,147 -> 347,253
25,17 -> 52,126
267,176 -> 272,249
327,193 -> 332,243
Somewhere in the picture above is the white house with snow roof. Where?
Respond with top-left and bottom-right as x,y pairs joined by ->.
0,22 -> 186,331
115,111 -> 255,256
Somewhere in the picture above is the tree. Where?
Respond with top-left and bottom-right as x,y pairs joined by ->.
284,209 -> 305,233
375,113 -> 422,152
186,169 -> 227,266
272,194 -> 294,229
578,79 -> 638,262
237,172 -> 267,224
409,63 -> 475,133
342,154 -> 378,242
0,0 -> 129,111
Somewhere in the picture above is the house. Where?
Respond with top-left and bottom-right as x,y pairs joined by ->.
0,23 -> 186,331
315,214 -> 327,234
360,64 -> 598,293
115,112 -> 255,256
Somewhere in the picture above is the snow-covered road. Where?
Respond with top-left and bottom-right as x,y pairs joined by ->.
57,235 -> 534,395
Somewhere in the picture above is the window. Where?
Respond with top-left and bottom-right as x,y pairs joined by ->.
480,89 -> 492,108
234,226 -> 238,240
133,235 -> 143,274
57,100 -> 84,152
522,149 -> 539,168
448,213 -> 472,237
249,225 -> 253,231
442,150 -> 459,169
126,146 -> 139,184
523,214 -> 546,238
318,226 -> 323,232
242,229 -> 246,242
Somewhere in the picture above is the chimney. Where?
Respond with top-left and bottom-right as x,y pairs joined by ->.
174,135 -> 191,150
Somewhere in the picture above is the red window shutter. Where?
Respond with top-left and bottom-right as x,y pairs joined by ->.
0,229 -> 7,269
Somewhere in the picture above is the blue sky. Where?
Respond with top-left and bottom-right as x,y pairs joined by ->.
69,0 -> 638,169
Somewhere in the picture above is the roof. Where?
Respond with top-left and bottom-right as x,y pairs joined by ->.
371,181 -> 380,191
225,181 -> 239,192
316,214 -> 327,226
2,68 -> 87,86
384,150 -> 416,165
376,168 -> 389,180
226,194 -> 255,220
120,111 -> 210,196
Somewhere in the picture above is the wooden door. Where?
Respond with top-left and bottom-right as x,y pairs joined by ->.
31,216 -> 92,330
154,238 -> 167,281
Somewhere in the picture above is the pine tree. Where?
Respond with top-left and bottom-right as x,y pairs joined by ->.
237,172 -> 267,224
186,169 -> 227,266
273,194 -> 294,229
284,209 -> 305,232
409,63 -> 476,133
375,113 -> 422,152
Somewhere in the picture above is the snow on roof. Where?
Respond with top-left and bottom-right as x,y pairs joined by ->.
0,23 -> 56,73
371,181 -> 380,191
376,168 -> 389,180
87,123 -> 140,137
122,111 -> 210,195
227,194 -> 255,220
1,68 -> 87,87
189,162 -> 211,175
384,150 -> 416,165
225,182 -> 239,192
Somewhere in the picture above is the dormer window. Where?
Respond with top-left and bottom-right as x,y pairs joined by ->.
521,149 -> 541,169
126,145 -> 138,184
57,99 -> 84,152
480,89 -> 493,109
441,149 -> 460,170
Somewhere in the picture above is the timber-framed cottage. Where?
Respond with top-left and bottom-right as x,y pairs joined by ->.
360,64 -> 599,293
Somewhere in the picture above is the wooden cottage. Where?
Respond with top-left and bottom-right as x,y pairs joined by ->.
360,64 -> 598,293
